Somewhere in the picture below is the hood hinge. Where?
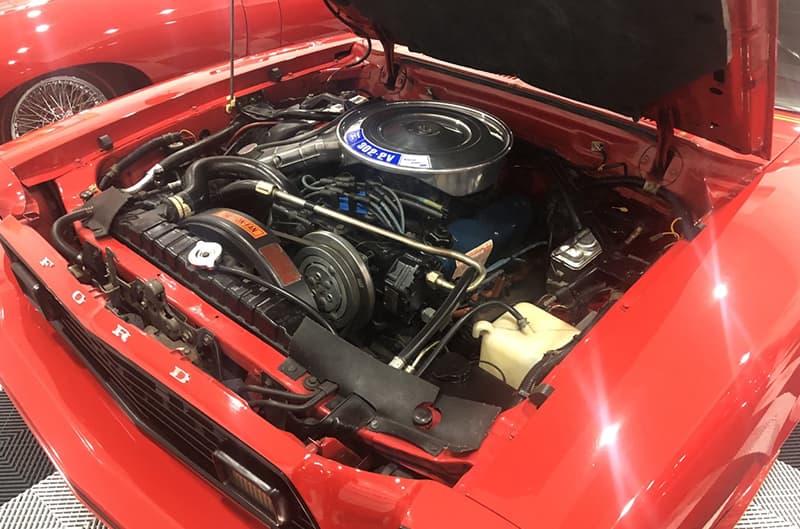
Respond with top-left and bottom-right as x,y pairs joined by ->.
647,107 -> 677,181
380,36 -> 399,89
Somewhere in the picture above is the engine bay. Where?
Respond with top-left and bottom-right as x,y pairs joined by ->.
49,87 -> 696,483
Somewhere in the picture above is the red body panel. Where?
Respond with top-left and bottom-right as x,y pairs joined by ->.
0,32 -> 799,529
459,144 -> 800,529
0,0 -> 342,101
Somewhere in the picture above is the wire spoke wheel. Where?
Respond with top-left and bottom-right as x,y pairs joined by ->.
10,75 -> 107,138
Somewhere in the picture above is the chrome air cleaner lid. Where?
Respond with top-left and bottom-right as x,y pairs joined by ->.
337,100 -> 512,196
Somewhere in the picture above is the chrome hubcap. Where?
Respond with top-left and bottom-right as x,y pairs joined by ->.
10,75 -> 107,138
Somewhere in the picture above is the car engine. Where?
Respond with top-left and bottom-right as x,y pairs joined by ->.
64,91 -> 692,479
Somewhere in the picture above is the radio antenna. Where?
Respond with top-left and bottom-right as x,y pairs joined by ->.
225,0 -> 236,113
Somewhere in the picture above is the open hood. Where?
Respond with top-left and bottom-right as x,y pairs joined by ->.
330,0 -> 778,159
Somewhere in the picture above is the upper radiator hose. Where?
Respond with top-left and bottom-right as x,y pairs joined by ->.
162,157 -> 289,221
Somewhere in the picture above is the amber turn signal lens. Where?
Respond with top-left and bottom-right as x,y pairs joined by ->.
213,450 -> 290,526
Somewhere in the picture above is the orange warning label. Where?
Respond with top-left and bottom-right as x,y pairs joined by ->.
213,210 -> 267,239
452,239 -> 493,279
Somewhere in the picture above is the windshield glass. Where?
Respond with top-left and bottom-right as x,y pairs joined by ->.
779,0 -> 800,109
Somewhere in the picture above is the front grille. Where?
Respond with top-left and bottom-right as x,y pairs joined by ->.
57,315 -> 223,476
6,253 -> 316,529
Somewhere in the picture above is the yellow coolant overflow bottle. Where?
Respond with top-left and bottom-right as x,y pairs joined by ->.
472,302 -> 580,389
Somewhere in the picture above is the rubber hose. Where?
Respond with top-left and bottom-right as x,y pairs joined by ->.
580,177 -> 698,239
259,131 -> 342,173
159,124 -> 239,173
398,198 -> 443,219
518,339 -> 577,394
552,166 -> 583,232
51,206 -> 94,264
395,268 -> 476,365
97,131 -> 183,190
163,158 -> 290,221
415,300 -> 527,376
255,116 -> 342,149
123,124 -> 241,193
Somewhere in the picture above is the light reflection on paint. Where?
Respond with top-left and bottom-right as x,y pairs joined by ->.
713,283 -> 728,300
575,341 -> 639,522
598,422 -> 621,448
81,437 -> 95,453
159,8 -> 175,15
618,497 -> 635,520
104,28 -> 118,35
16,47 -> 28,54
227,394 -> 246,411
27,9 -> 40,18
34,23 -> 49,32
739,351 -> 751,365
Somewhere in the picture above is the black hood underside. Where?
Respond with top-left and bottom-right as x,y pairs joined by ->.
333,0 -> 729,117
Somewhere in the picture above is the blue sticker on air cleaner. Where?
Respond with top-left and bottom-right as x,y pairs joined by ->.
345,127 -> 432,169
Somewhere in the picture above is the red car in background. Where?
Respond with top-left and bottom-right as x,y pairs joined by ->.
0,0 -> 342,140
1,1 -> 800,529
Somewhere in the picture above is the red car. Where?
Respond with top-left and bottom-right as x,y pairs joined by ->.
0,0 -> 343,140
0,1 -> 797,529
